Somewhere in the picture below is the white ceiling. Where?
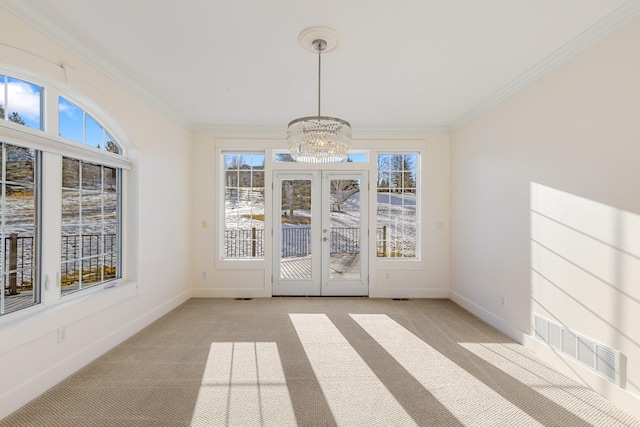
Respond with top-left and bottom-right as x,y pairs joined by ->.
2,0 -> 637,133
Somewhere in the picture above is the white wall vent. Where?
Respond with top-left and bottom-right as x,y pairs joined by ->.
533,315 -> 624,386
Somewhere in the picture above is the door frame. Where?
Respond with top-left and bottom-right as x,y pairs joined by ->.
272,170 -> 368,296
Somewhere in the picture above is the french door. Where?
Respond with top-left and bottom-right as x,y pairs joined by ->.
272,171 -> 368,296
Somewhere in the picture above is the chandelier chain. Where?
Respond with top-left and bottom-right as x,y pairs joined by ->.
318,42 -> 321,117
314,39 -> 327,118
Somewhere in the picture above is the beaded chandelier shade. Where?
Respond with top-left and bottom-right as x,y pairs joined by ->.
287,30 -> 351,163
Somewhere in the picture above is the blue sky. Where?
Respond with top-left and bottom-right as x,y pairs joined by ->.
2,76 -> 42,130
2,76 -> 112,149
58,96 -> 84,142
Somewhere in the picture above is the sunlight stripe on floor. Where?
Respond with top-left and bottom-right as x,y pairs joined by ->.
190,342 -> 296,427
351,314 -> 543,427
459,342 -> 640,426
290,313 -> 418,427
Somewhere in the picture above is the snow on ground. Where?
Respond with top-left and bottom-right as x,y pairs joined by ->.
225,190 -> 417,257
226,190 -> 416,229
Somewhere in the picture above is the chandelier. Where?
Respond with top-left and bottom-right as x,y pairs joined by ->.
287,28 -> 351,163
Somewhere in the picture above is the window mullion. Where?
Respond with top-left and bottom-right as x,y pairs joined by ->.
40,152 -> 62,306
45,85 -> 58,135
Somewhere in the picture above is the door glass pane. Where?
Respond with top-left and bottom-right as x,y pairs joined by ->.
280,179 -> 312,280
329,178 -> 361,280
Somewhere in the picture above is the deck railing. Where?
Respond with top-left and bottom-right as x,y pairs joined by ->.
5,226 -> 414,294
3,234 -> 34,295
224,227 -> 397,258
3,234 -> 118,294
60,234 -> 119,286
223,228 -> 266,258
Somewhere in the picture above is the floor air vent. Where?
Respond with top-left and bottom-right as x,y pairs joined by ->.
534,315 -> 623,386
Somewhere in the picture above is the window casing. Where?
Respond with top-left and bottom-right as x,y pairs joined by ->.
223,153 -> 265,260
376,153 -> 419,259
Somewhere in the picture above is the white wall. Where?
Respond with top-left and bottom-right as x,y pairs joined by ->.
450,16 -> 640,416
0,8 -> 192,418
191,133 -> 450,299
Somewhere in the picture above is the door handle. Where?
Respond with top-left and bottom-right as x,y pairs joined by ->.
323,237 -> 328,241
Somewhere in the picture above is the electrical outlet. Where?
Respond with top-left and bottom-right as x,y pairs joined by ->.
58,327 -> 67,344
384,272 -> 391,280
201,272 -> 206,279
501,296 -> 507,308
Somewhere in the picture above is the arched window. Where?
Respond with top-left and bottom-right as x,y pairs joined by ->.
59,97 -> 122,154
0,70 -> 130,317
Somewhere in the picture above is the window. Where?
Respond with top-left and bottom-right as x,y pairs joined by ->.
59,97 -> 122,154
0,71 -> 127,317
376,153 -> 419,258
61,158 -> 121,295
0,142 -> 40,315
1,75 -> 43,130
223,153 -> 265,259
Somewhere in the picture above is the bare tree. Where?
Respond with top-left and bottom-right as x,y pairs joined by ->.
282,180 -> 311,221
330,179 -> 359,212
0,104 -> 27,125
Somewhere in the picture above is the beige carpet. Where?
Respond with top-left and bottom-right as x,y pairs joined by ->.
2,298 -> 639,426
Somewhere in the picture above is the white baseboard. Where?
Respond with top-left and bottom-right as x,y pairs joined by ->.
0,289 -> 191,420
193,288 -> 450,299
192,288 -> 267,298
373,288 -> 450,299
119,289 -> 192,338
449,290 -> 525,343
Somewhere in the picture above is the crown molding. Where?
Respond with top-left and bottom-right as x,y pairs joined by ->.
1,0 -> 193,130
449,0 -> 640,131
